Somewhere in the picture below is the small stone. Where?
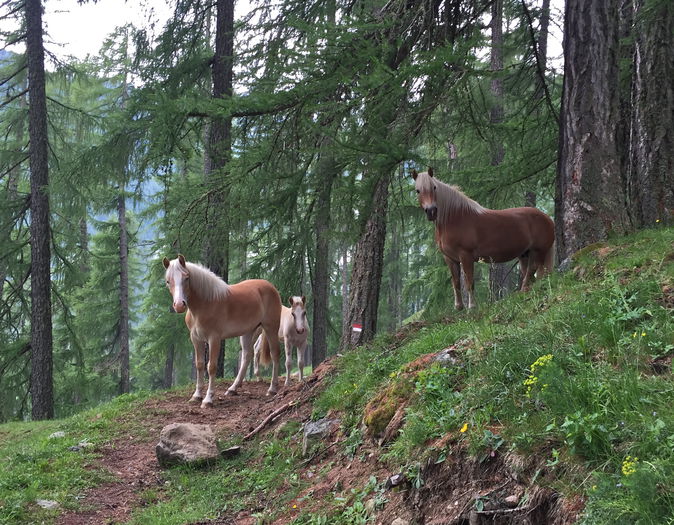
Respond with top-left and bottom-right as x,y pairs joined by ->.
48,431 -> 65,439
220,446 -> 241,459
364,498 -> 376,514
385,473 -> 405,489
68,446 -> 82,452
504,495 -> 519,508
36,499 -> 59,510
391,518 -> 410,525
302,418 -> 338,457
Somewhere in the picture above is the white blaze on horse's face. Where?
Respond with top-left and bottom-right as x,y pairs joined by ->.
289,295 -> 307,334
162,255 -> 189,314
412,168 -> 438,222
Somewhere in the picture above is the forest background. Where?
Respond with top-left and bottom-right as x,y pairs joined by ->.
0,0 -> 672,422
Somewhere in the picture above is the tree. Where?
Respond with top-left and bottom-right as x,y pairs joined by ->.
555,0 -> 629,262
26,0 -> 53,420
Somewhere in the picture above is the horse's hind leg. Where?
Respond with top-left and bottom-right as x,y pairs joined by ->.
264,326 -> 281,395
253,334 -> 262,381
445,256 -> 464,310
227,333 -> 254,395
189,332 -> 206,403
459,255 -> 477,309
202,336 -> 223,408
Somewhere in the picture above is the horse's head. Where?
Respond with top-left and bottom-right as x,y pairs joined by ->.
288,295 -> 308,334
412,167 -> 438,221
162,254 -> 190,313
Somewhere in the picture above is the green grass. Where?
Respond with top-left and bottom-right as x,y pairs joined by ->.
2,227 -> 673,524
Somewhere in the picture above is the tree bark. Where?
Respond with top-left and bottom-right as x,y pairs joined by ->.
118,194 -> 130,394
311,147 -> 338,367
203,0 -> 234,378
26,0 -> 54,420
163,344 -> 175,389
555,0 -> 629,262
627,0 -> 674,227
488,0 -> 515,300
340,173 -> 390,349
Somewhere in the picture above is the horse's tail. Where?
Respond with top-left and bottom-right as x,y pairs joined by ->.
258,331 -> 272,367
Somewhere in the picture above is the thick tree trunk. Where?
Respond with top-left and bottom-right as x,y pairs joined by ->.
627,0 -> 674,227
118,194 -> 130,394
340,173 -> 390,349
26,0 -> 54,420
555,0 -> 629,262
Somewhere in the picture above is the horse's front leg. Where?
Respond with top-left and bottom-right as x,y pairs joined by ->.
252,334 -> 262,382
202,337 -> 222,408
283,338 -> 293,387
265,328 -> 281,396
445,256 -> 464,310
296,340 -> 307,383
460,255 -> 477,309
227,333 -> 254,395
189,332 -> 206,404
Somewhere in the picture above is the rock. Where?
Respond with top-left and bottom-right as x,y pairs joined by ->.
435,347 -> 460,367
504,495 -> 519,507
385,473 -> 406,489
36,499 -> 59,510
391,518 -> 410,525
302,418 -> 338,456
220,446 -> 241,459
48,431 -> 65,439
156,423 -> 219,467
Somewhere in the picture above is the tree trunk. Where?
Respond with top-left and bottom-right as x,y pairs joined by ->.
555,0 -> 629,262
311,148 -> 338,367
118,194 -> 130,394
488,0 -> 515,300
627,0 -> 674,227
203,0 -> 234,378
26,0 -> 54,420
163,344 -> 175,389
340,173 -> 390,349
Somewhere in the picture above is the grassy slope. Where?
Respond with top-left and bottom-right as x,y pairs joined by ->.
1,227 -> 673,524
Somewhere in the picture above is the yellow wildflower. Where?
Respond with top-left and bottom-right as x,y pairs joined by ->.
621,456 -> 639,476
460,423 -> 469,433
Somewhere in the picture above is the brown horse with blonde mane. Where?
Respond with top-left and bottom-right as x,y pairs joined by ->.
412,168 -> 554,309
163,255 -> 282,408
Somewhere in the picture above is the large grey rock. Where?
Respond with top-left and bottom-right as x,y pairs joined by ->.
156,423 -> 219,467
302,418 -> 338,456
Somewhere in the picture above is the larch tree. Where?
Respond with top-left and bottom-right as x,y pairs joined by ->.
555,0 -> 629,261
25,0 -> 53,420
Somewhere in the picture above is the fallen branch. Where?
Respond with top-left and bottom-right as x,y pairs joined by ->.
243,401 -> 297,441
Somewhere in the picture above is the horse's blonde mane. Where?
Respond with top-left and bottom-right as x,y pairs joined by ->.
182,261 -> 231,301
416,171 -> 485,222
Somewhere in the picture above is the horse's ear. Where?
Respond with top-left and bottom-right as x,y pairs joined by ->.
162,257 -> 170,269
301,295 -> 306,305
411,169 -> 418,180
427,166 -> 434,178
288,296 -> 294,306
178,254 -> 186,268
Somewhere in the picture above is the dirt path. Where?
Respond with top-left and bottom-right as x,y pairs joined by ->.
56,379 -> 313,525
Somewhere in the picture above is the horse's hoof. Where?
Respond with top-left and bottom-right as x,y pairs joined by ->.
266,389 -> 277,396
225,389 -> 238,396
189,396 -> 203,404
201,401 -> 214,409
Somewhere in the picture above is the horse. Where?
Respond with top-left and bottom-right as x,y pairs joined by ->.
162,255 -> 282,408
412,167 -> 555,309
253,296 -> 309,386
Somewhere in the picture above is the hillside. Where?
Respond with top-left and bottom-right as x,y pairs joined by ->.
1,227 -> 673,525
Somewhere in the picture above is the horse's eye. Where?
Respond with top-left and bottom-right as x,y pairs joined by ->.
416,189 -> 420,193
165,280 -> 169,285
433,185 -> 437,190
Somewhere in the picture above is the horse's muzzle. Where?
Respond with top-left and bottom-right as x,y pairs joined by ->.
425,205 -> 437,221
173,300 -> 187,313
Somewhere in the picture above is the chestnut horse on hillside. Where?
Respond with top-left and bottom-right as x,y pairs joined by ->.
412,168 -> 554,309
163,255 -> 282,407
